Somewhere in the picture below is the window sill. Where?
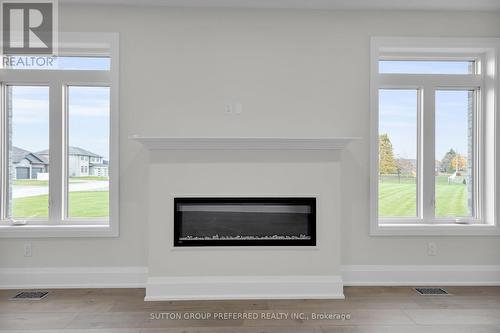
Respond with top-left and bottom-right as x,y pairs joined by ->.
0,223 -> 118,238
371,223 -> 500,236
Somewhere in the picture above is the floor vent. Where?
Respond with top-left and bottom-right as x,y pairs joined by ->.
414,287 -> 449,295
9,291 -> 49,300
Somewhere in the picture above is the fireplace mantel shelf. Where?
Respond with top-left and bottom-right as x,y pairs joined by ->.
131,136 -> 359,150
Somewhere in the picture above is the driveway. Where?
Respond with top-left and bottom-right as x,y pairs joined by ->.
12,180 -> 108,198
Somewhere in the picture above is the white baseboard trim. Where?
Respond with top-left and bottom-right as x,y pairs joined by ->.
145,275 -> 345,301
0,266 -> 148,289
2,265 -> 499,291
342,265 -> 500,286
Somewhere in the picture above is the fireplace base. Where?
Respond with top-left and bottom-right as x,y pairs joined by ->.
145,275 -> 344,301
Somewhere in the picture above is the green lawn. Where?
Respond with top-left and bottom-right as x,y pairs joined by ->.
13,179 -> 48,186
379,175 -> 469,217
378,182 -> 418,217
13,191 -> 109,218
70,176 -> 109,181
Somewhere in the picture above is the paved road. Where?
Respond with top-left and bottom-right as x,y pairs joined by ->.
12,181 -> 108,199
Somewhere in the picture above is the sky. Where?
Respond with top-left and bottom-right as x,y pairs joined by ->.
11,85 -> 110,160
378,61 -> 473,161
378,60 -> 472,75
6,56 -> 110,71
10,57 -> 110,161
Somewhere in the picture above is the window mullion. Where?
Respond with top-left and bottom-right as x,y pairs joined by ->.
421,86 -> 436,223
474,88 -> 482,220
0,84 -> 6,221
48,81 -> 64,224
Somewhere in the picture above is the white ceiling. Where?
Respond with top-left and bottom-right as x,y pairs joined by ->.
61,0 -> 500,11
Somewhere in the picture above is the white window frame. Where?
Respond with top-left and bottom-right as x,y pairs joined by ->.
370,37 -> 500,236
0,32 -> 119,238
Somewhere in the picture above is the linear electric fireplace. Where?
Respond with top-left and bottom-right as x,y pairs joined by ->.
174,197 -> 316,247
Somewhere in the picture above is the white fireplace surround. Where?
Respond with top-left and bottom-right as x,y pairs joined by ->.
136,136 -> 357,300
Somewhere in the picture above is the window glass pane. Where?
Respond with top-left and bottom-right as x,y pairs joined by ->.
3,56 -> 110,70
378,89 -> 418,218
7,86 -> 49,219
379,60 -> 474,74
435,90 -> 474,218
67,86 -> 110,219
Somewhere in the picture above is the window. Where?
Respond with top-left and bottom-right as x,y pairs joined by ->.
371,37 -> 499,236
0,33 -> 119,238
435,90 -> 475,218
8,86 -> 50,219
379,60 -> 475,74
378,89 -> 418,218
68,86 -> 110,219
4,56 -> 111,71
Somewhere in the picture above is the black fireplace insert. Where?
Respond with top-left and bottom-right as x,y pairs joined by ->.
174,197 -> 316,247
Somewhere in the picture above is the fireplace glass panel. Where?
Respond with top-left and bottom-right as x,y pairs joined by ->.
174,198 -> 316,247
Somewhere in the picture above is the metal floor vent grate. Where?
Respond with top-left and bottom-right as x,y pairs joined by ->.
414,288 -> 449,295
9,291 -> 49,300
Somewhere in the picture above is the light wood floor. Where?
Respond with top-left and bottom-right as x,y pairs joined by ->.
0,287 -> 499,332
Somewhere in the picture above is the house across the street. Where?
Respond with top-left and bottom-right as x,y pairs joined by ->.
12,146 -> 49,180
13,146 -> 108,179
36,147 -> 108,178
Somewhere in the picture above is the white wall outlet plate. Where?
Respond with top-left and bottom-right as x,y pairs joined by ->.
24,243 -> 32,257
234,102 -> 243,114
427,242 -> 437,256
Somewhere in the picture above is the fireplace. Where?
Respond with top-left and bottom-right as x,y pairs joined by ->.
135,137 -> 352,299
174,197 -> 316,247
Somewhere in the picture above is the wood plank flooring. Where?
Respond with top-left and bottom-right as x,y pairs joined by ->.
0,287 -> 499,332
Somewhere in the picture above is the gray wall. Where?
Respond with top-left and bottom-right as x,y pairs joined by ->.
1,5 -> 499,268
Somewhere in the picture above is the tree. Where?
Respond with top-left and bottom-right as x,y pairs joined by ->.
441,149 -> 457,173
451,154 -> 467,172
379,134 -> 397,174
396,158 -> 416,175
